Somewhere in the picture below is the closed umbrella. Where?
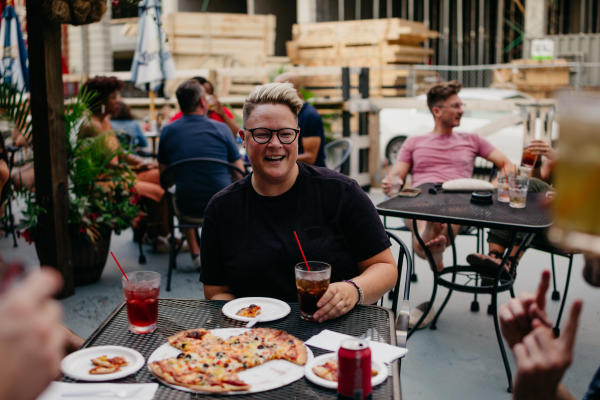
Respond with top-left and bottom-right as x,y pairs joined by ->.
130,0 -> 175,123
0,0 -> 29,91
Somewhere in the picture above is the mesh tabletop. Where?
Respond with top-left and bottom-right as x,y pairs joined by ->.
66,299 -> 401,399
377,183 -> 552,232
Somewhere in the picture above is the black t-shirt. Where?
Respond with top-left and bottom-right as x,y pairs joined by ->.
298,102 -> 326,167
200,163 -> 391,302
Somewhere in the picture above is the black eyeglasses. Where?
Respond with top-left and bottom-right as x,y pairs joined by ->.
245,128 -> 299,144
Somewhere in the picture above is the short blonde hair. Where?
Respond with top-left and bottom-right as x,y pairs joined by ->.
243,82 -> 303,126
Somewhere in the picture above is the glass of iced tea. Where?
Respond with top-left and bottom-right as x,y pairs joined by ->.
550,91 -> 600,255
508,175 -> 529,209
122,271 -> 161,334
295,261 -> 331,321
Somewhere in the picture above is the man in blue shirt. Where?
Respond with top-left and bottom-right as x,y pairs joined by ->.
275,73 -> 326,167
158,80 -> 243,268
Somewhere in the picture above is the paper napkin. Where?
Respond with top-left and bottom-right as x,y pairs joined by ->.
305,329 -> 408,364
36,382 -> 158,400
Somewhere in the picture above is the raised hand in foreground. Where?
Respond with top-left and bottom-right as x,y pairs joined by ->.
0,268 -> 68,400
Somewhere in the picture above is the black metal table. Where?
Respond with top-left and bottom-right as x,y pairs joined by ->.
377,183 -> 552,391
66,299 -> 401,399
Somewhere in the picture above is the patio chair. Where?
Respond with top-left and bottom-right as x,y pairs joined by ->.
380,231 -> 413,349
160,157 -> 246,291
324,138 -> 352,173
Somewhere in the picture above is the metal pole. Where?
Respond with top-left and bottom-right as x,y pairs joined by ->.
580,0 -> 585,33
339,0 -> 344,20
400,0 -> 406,19
374,0 -> 379,19
478,0 -> 485,86
355,0 -> 361,20
247,0 -> 254,15
387,0 -> 392,18
408,0 -> 414,20
424,0 -> 429,28
457,0 -> 463,83
443,0 -> 450,76
496,0 -> 504,63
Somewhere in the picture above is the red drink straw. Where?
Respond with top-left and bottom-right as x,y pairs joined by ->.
501,161 -> 508,182
110,251 -> 129,282
293,231 -> 310,271
513,164 -> 517,186
384,158 -> 390,176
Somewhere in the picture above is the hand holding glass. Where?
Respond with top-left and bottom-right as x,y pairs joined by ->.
295,262 -> 331,321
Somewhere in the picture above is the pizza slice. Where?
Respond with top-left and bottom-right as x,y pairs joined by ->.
168,328 -> 224,353
236,304 -> 261,318
89,355 -> 128,375
312,358 -> 378,382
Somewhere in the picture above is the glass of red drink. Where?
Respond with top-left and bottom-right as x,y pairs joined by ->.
122,271 -> 160,334
295,261 -> 331,321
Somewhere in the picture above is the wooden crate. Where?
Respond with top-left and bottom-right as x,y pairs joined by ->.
511,59 -> 570,87
164,12 -> 276,68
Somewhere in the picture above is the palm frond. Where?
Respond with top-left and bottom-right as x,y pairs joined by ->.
0,82 -> 31,139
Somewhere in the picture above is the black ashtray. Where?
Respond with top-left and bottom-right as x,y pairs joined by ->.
470,191 -> 493,205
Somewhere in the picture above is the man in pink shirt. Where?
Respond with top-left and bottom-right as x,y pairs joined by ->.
383,81 -> 512,271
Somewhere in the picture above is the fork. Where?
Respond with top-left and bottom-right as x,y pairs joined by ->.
245,315 -> 261,328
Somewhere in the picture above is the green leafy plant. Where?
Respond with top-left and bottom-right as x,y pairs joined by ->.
7,86 -> 141,244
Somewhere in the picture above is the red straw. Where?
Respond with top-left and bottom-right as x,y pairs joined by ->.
513,164 -> 517,186
110,251 -> 129,281
501,161 -> 508,182
293,231 -> 310,271
384,158 -> 390,176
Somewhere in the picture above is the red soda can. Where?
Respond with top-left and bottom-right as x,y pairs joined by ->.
337,338 -> 372,400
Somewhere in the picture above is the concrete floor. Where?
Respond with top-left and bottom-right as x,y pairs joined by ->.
2,191 -> 598,400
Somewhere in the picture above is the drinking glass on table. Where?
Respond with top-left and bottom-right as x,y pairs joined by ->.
550,91 -> 600,254
509,175 -> 529,209
295,261 -> 331,321
382,174 -> 403,197
122,271 -> 160,334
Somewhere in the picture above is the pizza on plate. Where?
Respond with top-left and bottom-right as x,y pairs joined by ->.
312,358 -> 378,382
149,328 -> 307,393
89,355 -> 128,374
236,304 -> 262,318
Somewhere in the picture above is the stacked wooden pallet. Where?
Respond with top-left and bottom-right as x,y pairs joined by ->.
493,59 -> 570,98
286,18 -> 438,97
163,12 -> 276,69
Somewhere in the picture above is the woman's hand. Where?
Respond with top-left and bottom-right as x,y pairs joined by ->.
382,175 -> 403,196
312,281 -> 359,322
528,140 -> 557,160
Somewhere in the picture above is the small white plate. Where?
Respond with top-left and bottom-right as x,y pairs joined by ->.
61,345 -> 145,381
147,328 -> 313,394
304,352 -> 387,390
222,297 -> 291,322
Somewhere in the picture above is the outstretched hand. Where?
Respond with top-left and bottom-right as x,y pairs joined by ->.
499,270 -> 553,348
512,300 -> 582,400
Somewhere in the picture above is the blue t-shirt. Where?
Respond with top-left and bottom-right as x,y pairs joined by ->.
110,119 -> 148,149
298,102 -> 326,167
158,114 -> 241,216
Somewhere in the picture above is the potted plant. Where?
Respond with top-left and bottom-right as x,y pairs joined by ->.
3,84 -> 141,285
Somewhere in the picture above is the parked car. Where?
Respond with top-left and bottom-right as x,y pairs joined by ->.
379,88 -> 557,169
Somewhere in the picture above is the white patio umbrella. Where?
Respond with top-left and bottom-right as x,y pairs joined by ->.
130,0 -> 175,122
0,1 -> 29,91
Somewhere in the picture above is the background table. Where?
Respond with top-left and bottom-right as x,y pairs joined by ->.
66,299 -> 401,399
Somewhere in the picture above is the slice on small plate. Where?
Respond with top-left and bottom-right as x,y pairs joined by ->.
304,352 -> 387,390
222,297 -> 291,323
61,345 -> 145,381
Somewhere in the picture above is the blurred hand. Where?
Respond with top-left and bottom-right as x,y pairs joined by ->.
0,268 -> 68,400
528,140 -> 557,160
313,281 -> 359,322
499,270 -> 553,348
382,175 -> 403,196
512,300 -> 582,400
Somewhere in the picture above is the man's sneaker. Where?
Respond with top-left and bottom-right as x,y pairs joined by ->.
408,301 -> 436,330
153,235 -> 189,253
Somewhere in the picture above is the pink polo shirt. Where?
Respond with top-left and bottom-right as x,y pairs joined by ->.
397,132 -> 495,187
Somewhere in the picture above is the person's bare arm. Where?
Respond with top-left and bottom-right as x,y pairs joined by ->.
232,159 -> 245,181
313,248 -> 397,322
486,148 -> 513,171
382,161 -> 411,195
297,137 -> 321,165
213,101 -> 240,137
204,284 -> 235,300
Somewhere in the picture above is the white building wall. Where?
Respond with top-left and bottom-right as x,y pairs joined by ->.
67,8 -> 112,75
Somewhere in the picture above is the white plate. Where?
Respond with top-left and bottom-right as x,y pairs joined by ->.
147,328 -> 313,395
304,352 -> 387,390
221,297 -> 291,322
61,345 -> 145,381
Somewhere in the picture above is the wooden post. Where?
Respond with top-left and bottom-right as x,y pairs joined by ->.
25,1 -> 73,297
